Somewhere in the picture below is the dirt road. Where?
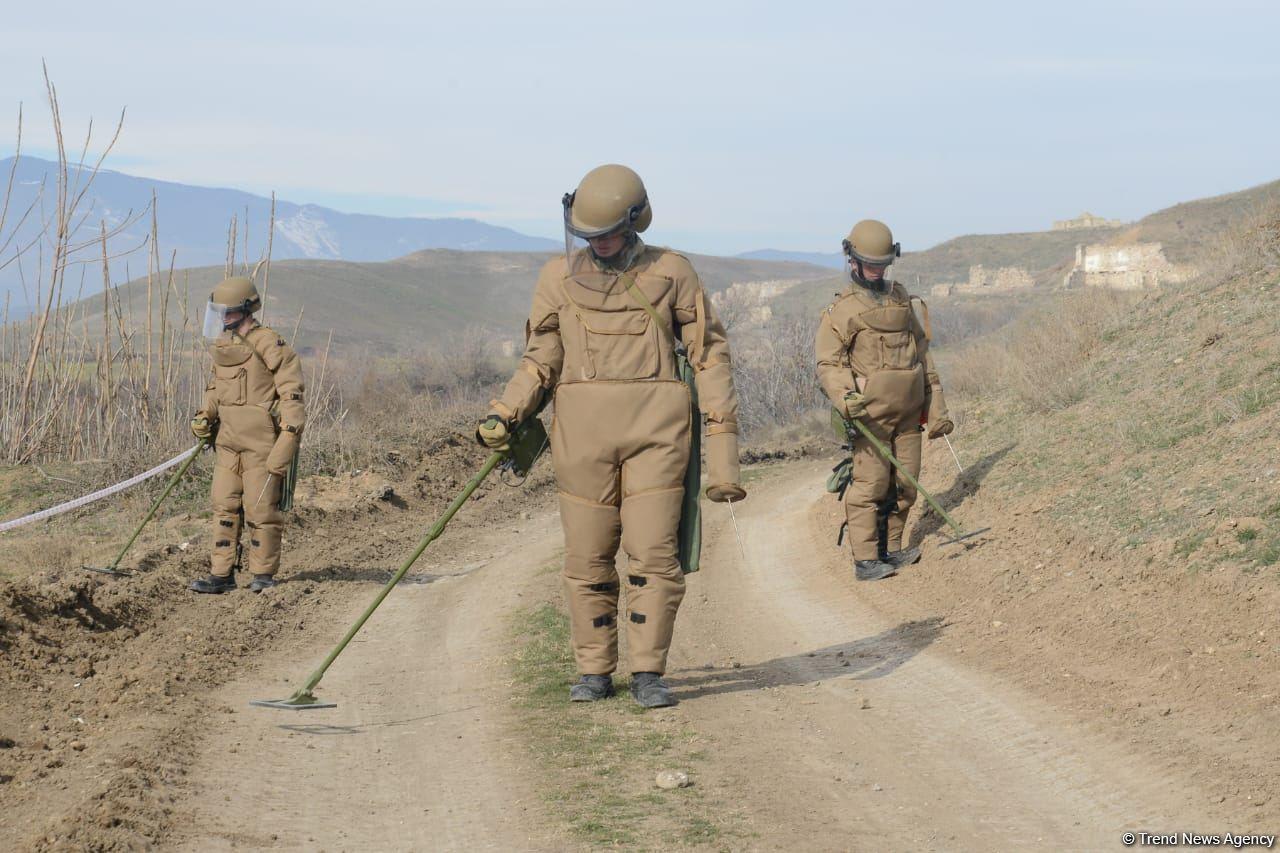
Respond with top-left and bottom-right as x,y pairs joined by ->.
161,457 -> 1234,851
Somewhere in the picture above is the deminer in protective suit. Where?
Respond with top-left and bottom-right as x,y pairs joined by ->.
815,220 -> 953,582
477,164 -> 745,708
188,276 -> 305,594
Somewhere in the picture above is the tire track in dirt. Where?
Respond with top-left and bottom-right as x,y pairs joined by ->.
667,461 -> 1210,851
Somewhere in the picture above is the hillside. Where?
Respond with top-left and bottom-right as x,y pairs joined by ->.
771,177 -> 1280,323
101,249 -> 833,352
1117,178 -> 1280,263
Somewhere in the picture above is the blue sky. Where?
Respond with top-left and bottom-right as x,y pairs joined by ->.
2,0 -> 1277,255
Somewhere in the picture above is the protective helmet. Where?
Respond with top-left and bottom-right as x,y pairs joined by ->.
842,220 -> 900,266
203,276 -> 261,339
210,276 -> 261,314
562,164 -> 652,239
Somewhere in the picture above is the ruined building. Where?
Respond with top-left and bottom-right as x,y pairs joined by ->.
1052,211 -> 1125,230
931,264 -> 1034,297
1062,243 -> 1195,290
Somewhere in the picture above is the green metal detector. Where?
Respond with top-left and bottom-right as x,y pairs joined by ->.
832,408 -> 989,547
250,415 -> 550,711
83,438 -> 210,577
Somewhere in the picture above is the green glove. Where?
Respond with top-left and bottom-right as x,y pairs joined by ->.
842,390 -> 867,419
190,414 -> 214,441
476,415 -> 510,450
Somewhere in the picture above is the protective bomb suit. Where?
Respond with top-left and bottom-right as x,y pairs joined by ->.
193,277 -> 305,587
487,165 -> 743,689
815,220 -> 952,575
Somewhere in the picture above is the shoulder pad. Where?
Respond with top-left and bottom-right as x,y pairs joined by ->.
540,254 -> 570,279
646,245 -> 694,270
650,245 -> 690,263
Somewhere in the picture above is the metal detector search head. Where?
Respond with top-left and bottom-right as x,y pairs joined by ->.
249,689 -> 337,711
81,564 -> 133,578
941,527 -> 991,547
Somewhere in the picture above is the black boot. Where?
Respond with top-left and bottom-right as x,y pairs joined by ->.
855,560 -> 897,581
630,672 -> 677,708
884,546 -> 921,568
190,572 -> 236,594
249,574 -> 277,592
569,674 -> 615,702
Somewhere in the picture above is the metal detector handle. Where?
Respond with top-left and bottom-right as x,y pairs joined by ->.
105,439 -> 209,572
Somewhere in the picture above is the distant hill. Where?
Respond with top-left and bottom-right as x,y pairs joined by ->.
97,249 -> 834,353
1114,179 -> 1280,263
772,177 -> 1280,321
0,155 -> 558,312
736,249 -> 844,269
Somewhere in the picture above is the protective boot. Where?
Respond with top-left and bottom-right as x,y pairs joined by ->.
249,574 -> 277,592
630,672 -> 677,708
885,546 -> 921,568
569,674 -> 615,702
190,571 -> 236,594
855,560 -> 897,582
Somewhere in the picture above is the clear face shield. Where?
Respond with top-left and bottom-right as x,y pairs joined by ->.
842,239 -> 900,293
561,193 -> 643,290
202,302 -> 231,341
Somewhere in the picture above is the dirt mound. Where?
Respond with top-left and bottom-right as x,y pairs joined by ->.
0,417 -> 555,850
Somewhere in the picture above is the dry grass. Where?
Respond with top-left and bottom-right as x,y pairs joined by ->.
941,288 -> 1138,412
731,315 -> 827,437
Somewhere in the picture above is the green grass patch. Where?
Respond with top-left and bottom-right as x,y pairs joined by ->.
509,594 -> 733,849
1237,528 -> 1259,544
1174,531 -> 1209,558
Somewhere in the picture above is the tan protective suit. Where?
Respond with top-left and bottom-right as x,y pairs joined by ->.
815,281 -> 948,560
493,240 -> 739,675
197,324 -> 305,577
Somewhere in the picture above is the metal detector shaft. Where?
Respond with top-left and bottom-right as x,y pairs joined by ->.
844,417 -> 972,540
92,439 -> 208,574
284,450 -> 505,702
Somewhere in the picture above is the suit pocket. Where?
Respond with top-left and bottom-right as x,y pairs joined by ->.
863,367 -> 924,422
878,331 -> 918,370
213,364 -> 247,406
574,308 -> 657,380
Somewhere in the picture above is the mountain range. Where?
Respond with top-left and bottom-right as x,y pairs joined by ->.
0,155 -> 557,312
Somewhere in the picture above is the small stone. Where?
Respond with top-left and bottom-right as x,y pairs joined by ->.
731,661 -> 741,669
860,698 -> 871,710
872,783 -> 883,791
655,770 -> 691,790
69,741 -> 86,752
991,621 -> 1004,628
